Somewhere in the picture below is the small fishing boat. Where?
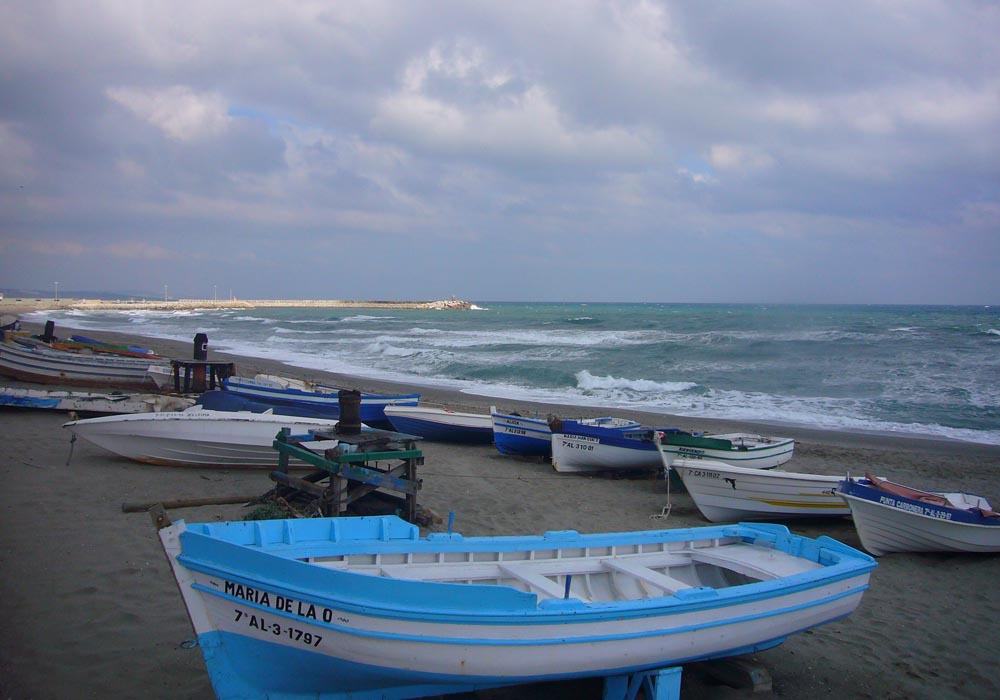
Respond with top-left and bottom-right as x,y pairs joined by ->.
222,374 -> 419,429
158,513 -> 875,700
0,337 -> 170,390
383,405 -> 493,443
491,410 -> 640,458
63,408 -> 346,468
671,459 -> 851,522
50,334 -> 165,359
550,421 -> 663,473
0,386 -> 193,414
837,474 -> 1000,556
656,430 -> 795,470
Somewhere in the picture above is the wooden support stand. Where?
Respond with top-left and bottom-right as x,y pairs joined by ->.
270,427 -> 423,522
170,360 -> 235,393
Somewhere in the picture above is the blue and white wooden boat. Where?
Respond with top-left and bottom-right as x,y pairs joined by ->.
222,374 -> 419,429
491,410 -> 640,458
158,514 -> 875,700
550,421 -> 668,473
838,474 -> 1000,556
383,405 -> 493,443
656,430 -> 795,470
0,337 -> 170,390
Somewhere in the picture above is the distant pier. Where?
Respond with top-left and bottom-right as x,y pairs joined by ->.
0,298 -> 474,313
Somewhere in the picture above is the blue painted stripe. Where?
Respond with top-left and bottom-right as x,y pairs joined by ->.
192,579 -> 868,647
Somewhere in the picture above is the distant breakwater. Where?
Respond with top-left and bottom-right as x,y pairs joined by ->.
0,298 -> 473,313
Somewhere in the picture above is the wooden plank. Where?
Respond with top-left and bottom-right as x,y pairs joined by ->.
602,559 -> 692,593
498,563 -> 566,599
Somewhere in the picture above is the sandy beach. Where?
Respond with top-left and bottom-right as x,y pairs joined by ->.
1,320 -> 998,699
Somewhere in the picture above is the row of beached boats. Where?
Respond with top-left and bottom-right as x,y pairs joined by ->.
2,321 -> 997,700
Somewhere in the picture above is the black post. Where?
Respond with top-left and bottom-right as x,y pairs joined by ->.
337,389 -> 362,435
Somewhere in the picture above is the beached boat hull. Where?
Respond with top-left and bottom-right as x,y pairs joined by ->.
0,339 -> 168,390
838,477 -> 1000,556
0,386 -> 193,414
672,459 -> 851,522
551,423 -> 661,473
159,515 -> 875,700
383,405 -> 493,443
491,411 -> 640,458
657,432 -> 795,470
223,375 -> 419,429
63,409 -> 343,467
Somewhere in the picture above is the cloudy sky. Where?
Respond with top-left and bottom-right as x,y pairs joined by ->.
1,1 -> 998,304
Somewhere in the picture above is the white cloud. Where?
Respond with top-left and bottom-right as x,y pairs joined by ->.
708,144 -> 775,173
106,85 -> 232,142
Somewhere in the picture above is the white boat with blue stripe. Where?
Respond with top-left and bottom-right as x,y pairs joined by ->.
656,430 -> 795,470
491,410 -> 640,458
383,405 -> 493,443
838,473 -> 1000,556
158,514 -> 875,700
222,374 -> 419,429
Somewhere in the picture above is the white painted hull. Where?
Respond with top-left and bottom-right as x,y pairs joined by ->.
63,410 -> 343,467
839,491 -> 1000,556
0,339 -> 168,389
551,433 -> 660,473
657,432 -> 795,470
672,459 -> 850,522
158,516 -> 875,699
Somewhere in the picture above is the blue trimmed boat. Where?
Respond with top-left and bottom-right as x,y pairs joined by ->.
222,374 -> 419,429
838,473 -> 1000,556
383,405 -> 493,443
158,514 -> 875,700
491,410 -> 640,458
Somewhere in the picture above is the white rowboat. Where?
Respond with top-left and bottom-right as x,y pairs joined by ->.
158,514 -> 875,700
672,459 -> 851,523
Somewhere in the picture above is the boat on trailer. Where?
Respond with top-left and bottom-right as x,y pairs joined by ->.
671,458 -> 851,523
838,473 -> 1000,556
157,514 -> 875,700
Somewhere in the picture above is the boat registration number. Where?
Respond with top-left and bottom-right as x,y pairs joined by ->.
233,608 -> 323,647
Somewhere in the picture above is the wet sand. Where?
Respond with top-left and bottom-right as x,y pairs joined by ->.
1,322 -> 998,699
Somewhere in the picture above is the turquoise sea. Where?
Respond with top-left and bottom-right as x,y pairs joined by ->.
25,303 -> 1000,446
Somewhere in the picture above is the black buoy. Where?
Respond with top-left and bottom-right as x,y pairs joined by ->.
337,389 -> 362,435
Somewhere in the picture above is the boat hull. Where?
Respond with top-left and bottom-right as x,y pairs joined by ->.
0,340 -> 166,390
551,431 -> 661,473
159,516 -> 875,700
223,376 -> 419,429
838,479 -> 1000,556
673,459 -> 850,522
657,433 -> 795,470
63,410 -> 343,467
384,406 -> 493,443
492,413 -> 642,459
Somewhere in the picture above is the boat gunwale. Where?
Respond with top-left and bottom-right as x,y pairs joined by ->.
172,519 -> 876,623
